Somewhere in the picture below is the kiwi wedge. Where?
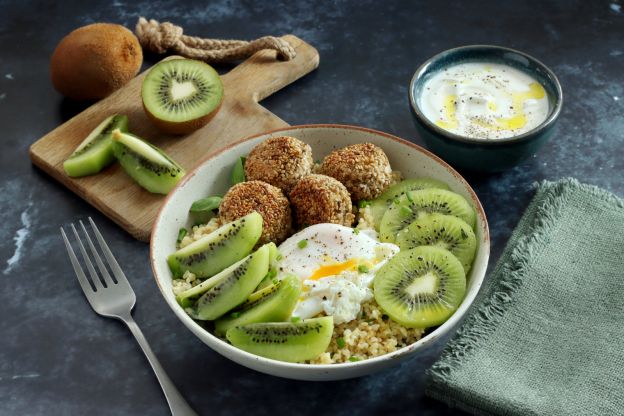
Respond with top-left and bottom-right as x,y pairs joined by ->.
111,130 -> 185,194
396,213 -> 477,273
181,243 -> 271,320
226,316 -> 334,363
63,114 -> 128,177
367,178 -> 450,230
141,59 -> 224,135
168,212 -> 263,279
214,274 -> 301,336
374,246 -> 466,328
379,188 -> 476,243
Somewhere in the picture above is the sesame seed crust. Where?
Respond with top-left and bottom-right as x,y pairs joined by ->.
289,174 -> 355,228
244,136 -> 314,193
319,143 -> 393,201
219,180 -> 292,244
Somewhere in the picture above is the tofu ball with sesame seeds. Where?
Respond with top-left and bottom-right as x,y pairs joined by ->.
244,136 -> 314,193
219,180 -> 292,244
289,174 -> 355,228
319,143 -> 393,201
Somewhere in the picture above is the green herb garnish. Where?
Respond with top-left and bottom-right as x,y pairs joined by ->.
230,311 -> 241,318
230,156 -> 246,185
190,195 -> 222,213
291,316 -> 301,323
400,205 -> 413,216
336,337 -> 346,348
297,239 -> 308,249
405,191 -> 414,203
357,265 -> 369,274
358,200 -> 371,208
176,228 -> 188,244
348,356 -> 361,362
353,228 -> 360,235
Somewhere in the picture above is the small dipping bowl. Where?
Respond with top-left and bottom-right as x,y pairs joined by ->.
409,45 -> 562,172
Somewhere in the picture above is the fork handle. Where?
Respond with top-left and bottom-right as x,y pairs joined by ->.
122,315 -> 198,416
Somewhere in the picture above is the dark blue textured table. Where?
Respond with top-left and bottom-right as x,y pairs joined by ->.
1,1 -> 622,415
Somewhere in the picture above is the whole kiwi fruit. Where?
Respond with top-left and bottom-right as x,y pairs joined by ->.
50,23 -> 143,100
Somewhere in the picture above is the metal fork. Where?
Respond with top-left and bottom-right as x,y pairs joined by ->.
61,218 -> 197,416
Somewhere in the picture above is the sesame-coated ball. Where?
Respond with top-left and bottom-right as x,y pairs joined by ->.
244,136 -> 314,193
289,174 -> 355,228
219,181 -> 292,244
319,143 -> 392,201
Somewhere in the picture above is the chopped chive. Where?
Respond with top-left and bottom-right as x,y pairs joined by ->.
357,265 -> 369,274
405,191 -> 414,203
297,239 -> 308,249
336,337 -> 346,348
353,228 -> 360,235
272,278 -> 279,285
348,356 -> 361,362
230,156 -> 246,185
358,200 -> 371,208
267,269 -> 277,279
230,311 -> 241,318
393,198 -> 401,205
276,253 -> 283,261
291,316 -> 301,323
176,228 -> 188,244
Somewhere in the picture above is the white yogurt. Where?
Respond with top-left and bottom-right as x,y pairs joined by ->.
419,62 -> 549,139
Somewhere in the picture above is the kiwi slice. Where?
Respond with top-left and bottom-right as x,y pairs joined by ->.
367,178 -> 450,230
141,59 -> 224,135
182,243 -> 271,320
374,246 -> 466,328
214,274 -> 301,336
379,188 -> 476,243
226,316 -> 334,362
396,213 -> 477,273
63,114 -> 128,177
111,130 -> 185,194
168,211 -> 263,278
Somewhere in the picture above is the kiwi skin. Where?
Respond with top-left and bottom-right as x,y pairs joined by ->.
143,99 -> 223,135
50,23 -> 142,101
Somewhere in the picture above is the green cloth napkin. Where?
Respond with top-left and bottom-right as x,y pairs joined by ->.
426,178 -> 624,416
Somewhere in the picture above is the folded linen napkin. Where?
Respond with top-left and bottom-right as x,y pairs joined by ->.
426,178 -> 624,416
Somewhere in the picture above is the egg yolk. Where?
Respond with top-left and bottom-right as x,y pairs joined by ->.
308,259 -> 359,281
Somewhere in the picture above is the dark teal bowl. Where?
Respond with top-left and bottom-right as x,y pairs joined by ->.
409,45 -> 563,172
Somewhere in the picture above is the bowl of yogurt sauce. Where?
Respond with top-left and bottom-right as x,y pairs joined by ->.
409,45 -> 562,172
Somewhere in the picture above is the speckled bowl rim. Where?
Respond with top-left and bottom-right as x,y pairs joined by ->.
150,124 -> 490,375
409,44 -> 563,146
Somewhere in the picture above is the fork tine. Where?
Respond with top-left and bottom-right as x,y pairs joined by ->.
88,217 -> 130,286
79,220 -> 116,286
70,224 -> 105,291
60,227 -> 96,294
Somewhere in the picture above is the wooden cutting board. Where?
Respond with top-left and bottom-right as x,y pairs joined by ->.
29,35 -> 319,242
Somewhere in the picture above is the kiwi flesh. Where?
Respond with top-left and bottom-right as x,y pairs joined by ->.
396,213 -> 477,273
226,316 -> 334,362
379,188 -> 476,243
367,178 -> 450,230
183,243 -> 271,320
141,59 -> 224,135
374,246 -> 466,328
168,211 -> 263,279
111,130 -> 185,194
214,274 -> 301,336
63,115 -> 128,177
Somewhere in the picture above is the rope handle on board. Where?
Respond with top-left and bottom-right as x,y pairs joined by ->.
135,17 -> 296,63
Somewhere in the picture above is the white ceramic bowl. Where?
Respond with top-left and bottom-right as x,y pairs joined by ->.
150,125 -> 490,381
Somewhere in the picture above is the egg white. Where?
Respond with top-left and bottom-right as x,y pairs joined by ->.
277,223 -> 399,324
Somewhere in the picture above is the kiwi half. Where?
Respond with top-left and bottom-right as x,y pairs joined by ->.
142,59 -> 224,135
184,243 -> 271,321
374,246 -> 466,328
367,178 -> 450,230
226,316 -> 334,362
379,188 -> 476,243
214,274 -> 301,336
168,212 -> 263,279
112,130 -> 185,194
396,213 -> 477,273
63,114 -> 128,177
